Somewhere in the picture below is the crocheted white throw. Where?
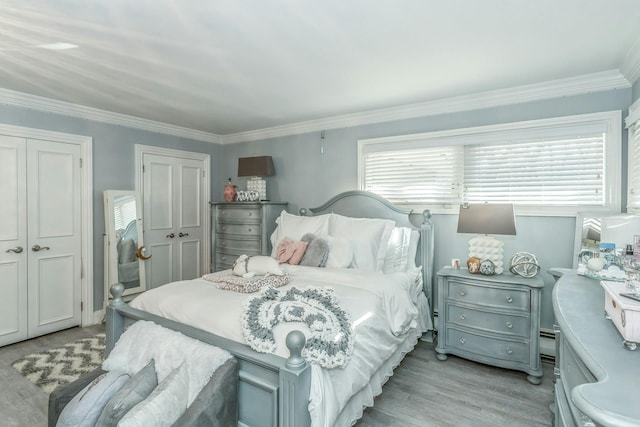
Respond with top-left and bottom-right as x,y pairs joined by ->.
241,286 -> 354,368
202,270 -> 290,293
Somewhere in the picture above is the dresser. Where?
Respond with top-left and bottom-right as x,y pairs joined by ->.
210,201 -> 287,271
550,268 -> 640,427
435,267 -> 544,384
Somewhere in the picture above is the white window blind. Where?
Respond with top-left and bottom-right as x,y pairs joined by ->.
464,136 -> 605,205
358,111 -> 621,215
628,122 -> 640,212
362,145 -> 463,205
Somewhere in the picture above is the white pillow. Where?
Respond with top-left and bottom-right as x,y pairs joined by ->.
382,227 -> 412,274
329,214 -> 395,271
270,211 -> 331,256
118,363 -> 189,427
325,236 -> 354,269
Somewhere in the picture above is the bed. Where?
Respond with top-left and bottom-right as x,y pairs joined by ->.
105,190 -> 434,427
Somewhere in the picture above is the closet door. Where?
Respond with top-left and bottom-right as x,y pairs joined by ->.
26,139 -> 82,337
142,153 -> 205,288
0,136 -> 28,347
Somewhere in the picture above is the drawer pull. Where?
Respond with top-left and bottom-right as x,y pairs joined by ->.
459,314 -> 466,320
459,338 -> 465,345
506,322 -> 513,329
553,367 -> 561,378
248,212 -> 253,216
459,290 -> 466,296
505,346 -> 513,355
247,228 -> 252,232
506,296 -> 513,303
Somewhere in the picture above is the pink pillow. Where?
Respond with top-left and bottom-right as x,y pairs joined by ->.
276,237 -> 308,265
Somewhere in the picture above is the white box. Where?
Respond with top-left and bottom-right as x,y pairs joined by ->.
601,280 -> 640,347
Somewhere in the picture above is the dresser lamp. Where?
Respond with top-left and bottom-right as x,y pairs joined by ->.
237,156 -> 275,201
457,203 -> 516,274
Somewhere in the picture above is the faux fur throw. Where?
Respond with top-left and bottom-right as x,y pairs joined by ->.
202,270 -> 290,293
241,286 -> 354,368
102,320 -> 232,406
299,233 -> 329,267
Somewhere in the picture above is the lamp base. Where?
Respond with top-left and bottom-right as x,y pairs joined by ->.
469,235 -> 505,274
247,177 -> 267,201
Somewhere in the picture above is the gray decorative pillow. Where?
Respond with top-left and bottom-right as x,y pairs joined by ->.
117,363 -> 189,427
56,371 -> 130,427
299,233 -> 329,267
95,360 -> 158,427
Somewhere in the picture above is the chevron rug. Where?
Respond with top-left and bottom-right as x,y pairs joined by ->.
11,333 -> 106,394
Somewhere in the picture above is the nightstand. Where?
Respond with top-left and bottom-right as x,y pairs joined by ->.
210,201 -> 287,271
435,267 -> 544,384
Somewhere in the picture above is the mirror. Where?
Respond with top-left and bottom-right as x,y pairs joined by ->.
104,190 -> 149,301
573,212 -> 640,273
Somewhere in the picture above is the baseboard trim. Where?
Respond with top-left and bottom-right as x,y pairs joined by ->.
92,310 -> 105,326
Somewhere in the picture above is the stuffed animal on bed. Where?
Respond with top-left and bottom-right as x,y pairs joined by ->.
232,254 -> 284,278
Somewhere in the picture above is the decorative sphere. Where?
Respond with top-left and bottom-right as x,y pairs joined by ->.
479,259 -> 496,276
509,252 -> 540,278
467,257 -> 481,274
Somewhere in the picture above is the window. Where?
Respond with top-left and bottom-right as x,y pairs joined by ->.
628,120 -> 640,213
358,111 -> 621,215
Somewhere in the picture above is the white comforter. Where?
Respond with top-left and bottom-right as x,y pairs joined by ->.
129,265 -> 430,427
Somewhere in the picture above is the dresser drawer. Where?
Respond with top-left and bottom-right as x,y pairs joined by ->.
216,237 -> 261,253
217,206 -> 262,222
216,222 -> 262,236
446,327 -> 529,364
446,303 -> 530,338
447,281 -> 529,311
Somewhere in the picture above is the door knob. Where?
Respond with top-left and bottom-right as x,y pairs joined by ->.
178,232 -> 189,237
166,233 -> 175,238
6,246 -> 23,253
32,245 -> 50,251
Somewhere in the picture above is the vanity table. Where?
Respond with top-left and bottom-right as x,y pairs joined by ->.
550,268 -> 640,427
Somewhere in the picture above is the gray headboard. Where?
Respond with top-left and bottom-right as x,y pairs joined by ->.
299,190 -> 435,328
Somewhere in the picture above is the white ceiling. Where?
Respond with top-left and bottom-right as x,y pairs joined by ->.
1,0 -> 640,139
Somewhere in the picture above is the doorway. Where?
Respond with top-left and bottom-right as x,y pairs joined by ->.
135,145 -> 210,288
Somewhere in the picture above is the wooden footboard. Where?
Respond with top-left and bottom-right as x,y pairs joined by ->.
106,283 -> 311,427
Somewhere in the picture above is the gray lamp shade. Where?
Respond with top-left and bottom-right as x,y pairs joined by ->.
457,203 -> 516,235
237,156 -> 275,177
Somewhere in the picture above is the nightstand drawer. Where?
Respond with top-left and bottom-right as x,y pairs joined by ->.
447,281 -> 529,311
217,206 -> 262,222
216,222 -> 262,236
447,304 -> 530,337
446,327 -> 529,363
216,237 -> 261,253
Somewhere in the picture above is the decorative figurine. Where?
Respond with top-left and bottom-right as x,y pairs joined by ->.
479,259 -> 496,276
467,257 -> 481,274
223,178 -> 236,202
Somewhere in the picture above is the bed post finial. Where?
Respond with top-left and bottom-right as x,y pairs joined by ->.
109,282 -> 126,307
285,330 -> 306,369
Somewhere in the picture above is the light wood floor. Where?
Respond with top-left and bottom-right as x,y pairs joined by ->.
0,326 -> 553,427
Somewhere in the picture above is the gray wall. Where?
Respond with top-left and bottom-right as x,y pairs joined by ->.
220,89 -> 632,331
0,105 -> 223,311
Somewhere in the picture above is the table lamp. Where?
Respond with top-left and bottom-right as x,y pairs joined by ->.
457,203 -> 516,274
237,156 -> 275,201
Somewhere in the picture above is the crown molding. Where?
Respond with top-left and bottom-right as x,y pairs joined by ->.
621,36 -> 640,85
0,88 -> 223,144
0,70 -> 631,146
221,70 -> 631,144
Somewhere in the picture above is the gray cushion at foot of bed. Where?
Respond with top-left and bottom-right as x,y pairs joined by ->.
48,358 -> 239,427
